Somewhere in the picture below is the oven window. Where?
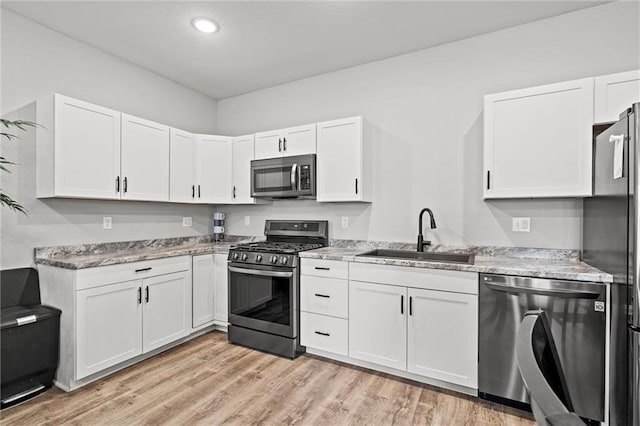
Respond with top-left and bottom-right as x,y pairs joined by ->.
254,167 -> 293,193
229,271 -> 291,326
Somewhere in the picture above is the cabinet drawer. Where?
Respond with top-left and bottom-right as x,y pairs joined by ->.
300,312 -> 348,356
76,256 -> 191,290
301,276 -> 348,318
301,259 -> 348,279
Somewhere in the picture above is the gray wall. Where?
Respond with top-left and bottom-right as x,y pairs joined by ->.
216,2 -> 640,249
1,10 -> 218,268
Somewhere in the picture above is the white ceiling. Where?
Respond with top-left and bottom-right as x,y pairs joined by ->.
3,1 -> 606,100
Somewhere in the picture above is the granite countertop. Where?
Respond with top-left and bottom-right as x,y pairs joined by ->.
34,235 -> 262,270
299,244 -> 612,283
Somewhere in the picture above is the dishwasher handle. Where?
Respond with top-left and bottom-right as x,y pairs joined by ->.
484,282 -> 601,299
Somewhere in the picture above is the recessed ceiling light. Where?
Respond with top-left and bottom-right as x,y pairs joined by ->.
191,17 -> 218,34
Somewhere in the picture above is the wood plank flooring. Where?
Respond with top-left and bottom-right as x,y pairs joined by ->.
1,331 -> 535,425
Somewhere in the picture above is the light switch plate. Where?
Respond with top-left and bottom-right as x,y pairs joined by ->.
182,217 -> 192,227
512,217 -> 530,232
103,217 -> 112,230
341,217 -> 349,228
244,216 -> 250,226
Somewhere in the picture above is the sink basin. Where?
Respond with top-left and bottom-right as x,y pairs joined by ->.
356,249 -> 475,265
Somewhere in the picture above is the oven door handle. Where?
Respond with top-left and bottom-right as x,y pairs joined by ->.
291,163 -> 298,190
228,266 -> 294,278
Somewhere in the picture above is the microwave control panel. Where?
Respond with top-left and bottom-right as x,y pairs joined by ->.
300,165 -> 311,190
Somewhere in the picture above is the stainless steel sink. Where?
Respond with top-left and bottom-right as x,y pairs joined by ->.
356,249 -> 475,265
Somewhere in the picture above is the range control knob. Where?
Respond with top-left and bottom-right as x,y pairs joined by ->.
241,253 -> 249,261
232,252 -> 239,260
280,256 -> 288,265
271,255 -> 279,264
256,255 -> 263,262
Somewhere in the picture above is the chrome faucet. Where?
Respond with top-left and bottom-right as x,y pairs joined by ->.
417,208 -> 437,252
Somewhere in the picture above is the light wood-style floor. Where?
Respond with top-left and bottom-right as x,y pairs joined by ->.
2,331 -> 534,425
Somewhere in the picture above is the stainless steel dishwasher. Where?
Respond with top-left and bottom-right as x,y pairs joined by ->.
478,273 -> 606,423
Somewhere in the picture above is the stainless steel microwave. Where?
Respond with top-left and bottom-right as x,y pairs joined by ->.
250,154 -> 316,199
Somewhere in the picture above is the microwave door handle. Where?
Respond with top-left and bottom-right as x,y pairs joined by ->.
291,163 -> 298,190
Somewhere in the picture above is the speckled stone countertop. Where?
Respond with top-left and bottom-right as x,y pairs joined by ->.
34,235 -> 262,270
299,241 -> 612,283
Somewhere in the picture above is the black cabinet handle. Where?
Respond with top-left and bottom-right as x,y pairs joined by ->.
123,177 -> 128,193
401,295 -> 404,315
135,267 -> 152,273
278,138 -> 282,152
314,331 -> 330,337
192,185 -> 195,198
314,293 -> 330,298
409,296 -> 413,316
283,137 -> 287,151
116,176 -> 120,193
137,287 -> 142,304
233,186 -> 236,199
314,267 -> 330,271
487,170 -> 491,190
145,286 -> 149,303
198,184 -> 201,198
355,178 -> 358,194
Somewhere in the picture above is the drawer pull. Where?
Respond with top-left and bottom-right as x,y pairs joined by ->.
314,293 -> 330,298
135,267 -> 152,273
314,331 -> 330,337
314,267 -> 330,271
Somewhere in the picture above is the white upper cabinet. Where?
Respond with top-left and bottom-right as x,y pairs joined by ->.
594,70 -> 640,123
196,135 -> 233,203
232,134 -> 257,204
254,124 -> 316,159
36,94 -> 121,199
316,116 -> 370,202
121,113 -> 170,201
169,128 -> 196,203
484,78 -> 594,199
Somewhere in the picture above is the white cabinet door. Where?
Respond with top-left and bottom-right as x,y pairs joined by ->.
142,271 -> 190,353
37,94 -> 121,199
282,124 -> 316,157
349,281 -> 407,370
484,78 -> 594,198
169,128 -> 196,203
407,288 -> 478,388
121,113 -> 170,201
196,135 -> 233,203
76,280 -> 142,379
594,70 -> 640,123
232,134 -> 256,204
192,254 -> 215,328
213,253 -> 229,324
317,116 -> 368,202
254,129 -> 283,160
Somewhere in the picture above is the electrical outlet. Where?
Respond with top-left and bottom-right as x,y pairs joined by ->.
512,217 -> 531,232
341,217 -> 349,228
244,216 -> 250,226
103,217 -> 112,230
182,217 -> 192,227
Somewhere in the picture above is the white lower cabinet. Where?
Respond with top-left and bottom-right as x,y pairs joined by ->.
349,281 -> 407,371
76,280 -> 143,379
213,253 -> 229,325
142,272 -> 190,352
39,256 -> 192,390
407,287 -> 478,388
192,254 -> 215,328
300,312 -> 348,356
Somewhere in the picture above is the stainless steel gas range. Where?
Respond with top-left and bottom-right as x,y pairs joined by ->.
227,220 -> 328,358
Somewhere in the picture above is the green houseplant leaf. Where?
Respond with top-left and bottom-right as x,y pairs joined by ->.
1,119 -> 38,214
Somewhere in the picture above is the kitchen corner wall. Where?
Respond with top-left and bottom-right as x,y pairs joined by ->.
216,2 -> 640,249
0,9 -> 218,269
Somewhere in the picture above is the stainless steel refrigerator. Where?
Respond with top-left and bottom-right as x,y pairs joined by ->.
584,102 -> 640,426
